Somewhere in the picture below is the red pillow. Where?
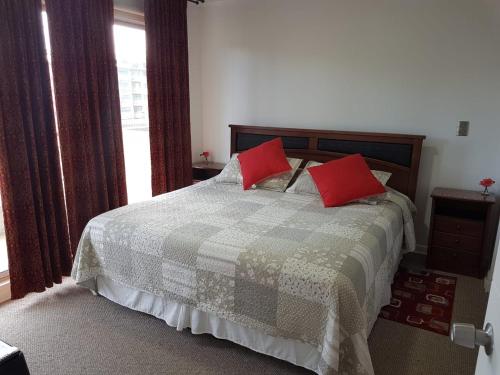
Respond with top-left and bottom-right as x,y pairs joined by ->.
308,154 -> 386,207
237,138 -> 292,190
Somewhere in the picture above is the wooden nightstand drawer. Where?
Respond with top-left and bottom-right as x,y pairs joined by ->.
434,215 -> 483,238
427,187 -> 498,278
432,231 -> 481,253
428,246 -> 479,277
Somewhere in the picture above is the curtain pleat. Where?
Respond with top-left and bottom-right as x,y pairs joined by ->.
145,0 -> 192,195
45,0 -> 128,255
0,0 -> 72,299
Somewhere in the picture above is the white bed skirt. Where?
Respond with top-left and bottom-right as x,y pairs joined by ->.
81,252 -> 400,375
80,237 -> 403,375
90,276 -> 323,372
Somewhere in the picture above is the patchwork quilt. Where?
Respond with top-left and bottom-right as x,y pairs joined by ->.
72,179 -> 416,375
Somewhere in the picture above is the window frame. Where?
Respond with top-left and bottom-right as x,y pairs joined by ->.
0,270 -> 8,282
114,7 -> 145,29
0,271 -> 10,304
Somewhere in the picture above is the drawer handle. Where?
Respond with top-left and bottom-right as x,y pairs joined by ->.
456,224 -> 461,232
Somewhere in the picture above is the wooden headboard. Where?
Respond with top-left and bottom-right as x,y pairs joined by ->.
230,124 -> 426,202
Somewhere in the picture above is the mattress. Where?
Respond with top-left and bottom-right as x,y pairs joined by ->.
72,179 -> 416,375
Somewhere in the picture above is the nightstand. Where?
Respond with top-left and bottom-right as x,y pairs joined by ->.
192,162 -> 226,183
427,187 -> 499,278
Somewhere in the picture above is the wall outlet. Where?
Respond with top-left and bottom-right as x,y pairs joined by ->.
457,121 -> 470,136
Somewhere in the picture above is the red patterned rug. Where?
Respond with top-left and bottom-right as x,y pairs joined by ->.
379,268 -> 457,336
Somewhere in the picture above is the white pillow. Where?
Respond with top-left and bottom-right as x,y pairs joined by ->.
371,170 -> 392,185
286,160 -> 392,197
285,161 -> 322,195
215,154 -> 243,185
216,153 -> 303,192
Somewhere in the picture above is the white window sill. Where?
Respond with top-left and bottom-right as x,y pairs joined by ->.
0,278 -> 11,304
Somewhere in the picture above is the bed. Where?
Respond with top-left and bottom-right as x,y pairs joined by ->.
72,125 -> 425,375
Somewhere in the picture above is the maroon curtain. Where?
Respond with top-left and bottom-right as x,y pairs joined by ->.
0,0 -> 72,299
45,0 -> 127,255
145,0 -> 192,195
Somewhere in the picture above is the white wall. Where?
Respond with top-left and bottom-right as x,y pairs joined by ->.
190,0 -> 500,249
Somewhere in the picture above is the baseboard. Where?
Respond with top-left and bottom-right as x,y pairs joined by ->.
0,278 -> 11,304
484,271 -> 493,292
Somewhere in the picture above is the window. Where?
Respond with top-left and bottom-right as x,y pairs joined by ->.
0,193 -> 8,302
113,24 -> 151,203
40,17 -> 151,205
119,80 -> 131,88
0,195 -> 7,276
0,13 -> 151,293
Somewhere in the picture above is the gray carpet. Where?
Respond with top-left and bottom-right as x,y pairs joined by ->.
0,274 -> 487,375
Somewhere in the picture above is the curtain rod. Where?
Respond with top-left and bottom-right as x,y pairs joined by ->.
187,0 -> 205,4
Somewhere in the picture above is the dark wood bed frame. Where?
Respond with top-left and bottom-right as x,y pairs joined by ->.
230,124 -> 426,202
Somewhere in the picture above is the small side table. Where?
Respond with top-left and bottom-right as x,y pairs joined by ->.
426,187 -> 499,278
192,161 -> 226,184
0,340 -> 30,375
